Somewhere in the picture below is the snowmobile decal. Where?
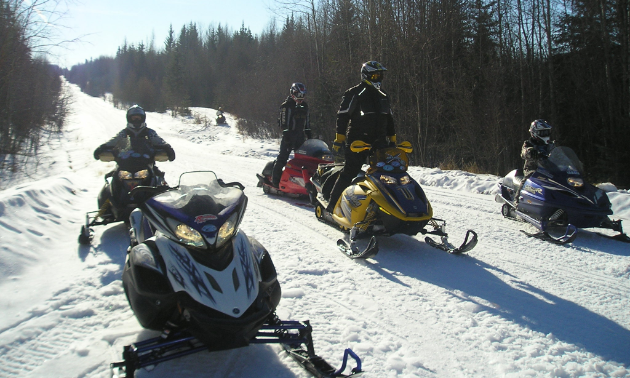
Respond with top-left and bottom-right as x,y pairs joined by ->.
195,214 -> 217,223
169,244 -> 216,303
236,234 -> 256,298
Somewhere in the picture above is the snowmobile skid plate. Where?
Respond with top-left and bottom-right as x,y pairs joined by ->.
110,319 -> 362,378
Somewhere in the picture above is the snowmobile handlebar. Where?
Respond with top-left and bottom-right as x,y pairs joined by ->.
129,185 -> 170,197
98,151 -> 115,162
349,140 -> 413,153
217,179 -> 245,191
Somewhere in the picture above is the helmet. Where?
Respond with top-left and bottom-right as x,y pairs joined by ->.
361,61 -> 387,90
126,105 -> 146,131
290,83 -> 307,103
529,119 -> 553,144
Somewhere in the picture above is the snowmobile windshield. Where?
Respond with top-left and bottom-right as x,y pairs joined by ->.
113,136 -> 156,171
539,146 -> 584,176
368,147 -> 409,174
152,171 -> 242,212
295,139 -> 333,161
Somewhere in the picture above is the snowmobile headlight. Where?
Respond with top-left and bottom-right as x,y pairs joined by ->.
399,175 -> 412,185
134,169 -> 149,179
175,224 -> 205,248
119,170 -> 133,180
380,175 -> 397,185
217,213 -> 239,248
567,177 -> 584,187
322,154 -> 334,162
290,176 -> 305,186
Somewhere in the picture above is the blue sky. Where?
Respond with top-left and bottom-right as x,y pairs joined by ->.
48,0 -> 277,68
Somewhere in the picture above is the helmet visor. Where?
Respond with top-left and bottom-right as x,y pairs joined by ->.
537,129 -> 551,137
369,72 -> 383,82
130,115 -> 143,122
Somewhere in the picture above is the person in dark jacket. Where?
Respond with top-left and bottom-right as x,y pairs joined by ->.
325,61 -> 396,212
271,82 -> 312,187
93,105 -> 175,182
514,119 -> 555,202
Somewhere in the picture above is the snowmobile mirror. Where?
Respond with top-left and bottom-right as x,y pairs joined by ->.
99,151 -> 115,162
397,141 -> 413,153
350,140 -> 372,153
155,151 -> 169,162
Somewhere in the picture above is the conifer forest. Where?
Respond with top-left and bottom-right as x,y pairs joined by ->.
50,1 -> 630,186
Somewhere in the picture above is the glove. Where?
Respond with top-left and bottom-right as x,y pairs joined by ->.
167,148 -> 176,161
387,134 -> 397,147
332,133 -> 346,154
527,148 -> 539,159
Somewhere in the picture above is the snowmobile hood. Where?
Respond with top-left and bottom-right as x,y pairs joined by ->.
144,172 -> 247,249
156,230 -> 262,318
294,139 -> 334,162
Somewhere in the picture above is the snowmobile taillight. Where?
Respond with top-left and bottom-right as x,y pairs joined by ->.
567,177 -> 583,187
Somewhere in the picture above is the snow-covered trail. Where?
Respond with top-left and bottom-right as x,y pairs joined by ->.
0,82 -> 628,377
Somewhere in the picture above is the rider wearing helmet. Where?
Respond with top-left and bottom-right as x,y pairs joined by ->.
522,119 -> 555,176
271,82 -> 312,187
514,119 -> 556,203
325,61 -> 396,212
93,105 -> 176,182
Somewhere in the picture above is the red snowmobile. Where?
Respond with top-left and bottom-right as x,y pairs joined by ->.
257,139 -> 333,199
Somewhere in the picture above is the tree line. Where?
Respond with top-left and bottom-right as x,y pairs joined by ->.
65,0 -> 630,187
0,0 -> 68,172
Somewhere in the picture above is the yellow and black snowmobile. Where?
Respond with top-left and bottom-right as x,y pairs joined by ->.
309,141 -> 477,258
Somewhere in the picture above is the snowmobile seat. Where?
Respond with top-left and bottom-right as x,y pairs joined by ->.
351,172 -> 366,185
502,170 -> 523,191
317,163 -> 344,200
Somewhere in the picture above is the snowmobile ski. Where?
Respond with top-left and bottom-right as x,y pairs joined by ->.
424,229 -> 478,254
110,319 -> 362,378
520,224 -> 578,244
283,344 -> 363,378
336,236 -> 379,259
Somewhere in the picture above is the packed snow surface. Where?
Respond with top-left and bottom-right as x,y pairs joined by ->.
0,82 -> 629,378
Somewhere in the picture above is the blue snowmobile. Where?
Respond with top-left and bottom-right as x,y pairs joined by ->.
495,146 -> 629,244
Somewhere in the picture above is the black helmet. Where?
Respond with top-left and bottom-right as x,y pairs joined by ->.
290,83 -> 307,102
529,119 -> 553,144
126,105 -> 146,130
361,61 -> 387,90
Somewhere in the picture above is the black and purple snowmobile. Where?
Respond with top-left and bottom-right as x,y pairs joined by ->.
78,136 -> 170,245
495,146 -> 629,244
112,171 -> 362,377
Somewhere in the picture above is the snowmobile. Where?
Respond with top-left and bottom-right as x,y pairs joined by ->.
216,113 -> 227,124
111,171 -> 362,378
257,139 -> 334,198
78,136 -> 170,245
495,146 -> 629,244
309,140 -> 478,258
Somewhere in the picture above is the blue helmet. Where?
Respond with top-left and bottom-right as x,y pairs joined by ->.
529,119 -> 552,144
290,82 -> 307,102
